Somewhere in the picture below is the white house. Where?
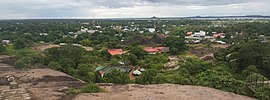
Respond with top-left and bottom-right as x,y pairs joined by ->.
2,40 -> 10,45
193,31 -> 206,37
148,28 -> 155,33
95,26 -> 102,29
215,41 -> 226,45
60,43 -> 67,46
87,30 -> 97,34
39,33 -> 48,36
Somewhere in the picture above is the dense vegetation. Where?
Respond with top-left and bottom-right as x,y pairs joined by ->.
0,19 -> 269,99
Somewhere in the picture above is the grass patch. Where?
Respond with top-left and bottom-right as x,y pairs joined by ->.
68,83 -> 102,94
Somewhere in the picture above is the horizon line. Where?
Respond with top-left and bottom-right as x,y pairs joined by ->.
1,15 -> 270,20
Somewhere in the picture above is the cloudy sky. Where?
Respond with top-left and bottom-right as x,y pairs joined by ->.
0,0 -> 269,19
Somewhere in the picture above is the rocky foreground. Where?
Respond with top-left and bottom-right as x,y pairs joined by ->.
70,84 -> 255,100
0,56 -> 256,100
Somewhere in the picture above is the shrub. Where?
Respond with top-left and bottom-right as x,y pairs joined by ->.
105,69 -> 130,84
68,88 -> 81,94
80,84 -> 102,93
48,62 -> 62,70
15,57 -> 34,69
196,69 -> 244,94
256,85 -> 270,100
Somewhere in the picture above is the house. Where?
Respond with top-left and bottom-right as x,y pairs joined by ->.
156,47 -> 170,52
185,36 -> 202,44
186,32 -> 193,36
143,47 -> 159,54
148,28 -> 155,33
133,70 -> 142,76
214,41 -> 226,45
95,66 -> 132,77
95,26 -> 102,28
39,33 -> 48,36
213,33 -> 226,38
165,31 -> 170,34
122,26 -> 129,31
2,40 -> 10,45
87,30 -> 97,34
193,31 -> 206,37
81,28 -> 88,33
59,43 -> 67,46
143,47 -> 170,54
108,49 -> 125,56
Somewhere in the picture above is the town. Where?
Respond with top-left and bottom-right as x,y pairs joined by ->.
0,15 -> 269,100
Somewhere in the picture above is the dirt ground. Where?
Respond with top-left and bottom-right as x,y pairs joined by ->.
33,44 -> 93,51
189,44 -> 229,58
32,44 -> 60,51
71,84 -> 256,100
0,56 -> 85,100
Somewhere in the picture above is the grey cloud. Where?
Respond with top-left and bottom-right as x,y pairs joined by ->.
0,0 -> 269,19
141,0 -> 252,6
74,0 -> 138,8
73,0 -> 260,8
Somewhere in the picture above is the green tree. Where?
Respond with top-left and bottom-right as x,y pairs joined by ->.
0,44 -> 6,54
105,69 -> 130,84
256,85 -> 270,100
80,84 -> 102,93
59,58 -> 75,72
45,45 -> 85,64
196,69 -> 244,93
14,39 -> 26,49
79,55 -> 103,65
130,46 -> 146,59
182,58 -> 213,75
48,62 -> 62,70
128,54 -> 138,65
245,73 -> 267,86
80,39 -> 92,46
15,57 -> 34,69
100,50 -> 111,60
136,69 -> 157,84
242,65 -> 259,76
76,64 -> 95,82
164,37 -> 188,55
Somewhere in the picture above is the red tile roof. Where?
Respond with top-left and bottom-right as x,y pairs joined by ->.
143,47 -> 170,53
143,47 -> 159,53
187,32 -> 193,36
213,34 -> 221,38
108,49 -> 123,55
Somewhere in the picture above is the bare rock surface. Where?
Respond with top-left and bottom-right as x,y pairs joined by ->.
0,56 -> 256,100
71,84 -> 256,100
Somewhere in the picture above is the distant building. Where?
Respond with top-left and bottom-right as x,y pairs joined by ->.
95,66 -> 132,77
148,28 -> 155,33
95,26 -> 102,29
143,47 -> 170,54
164,31 -> 170,34
39,33 -> 48,36
213,33 -> 226,38
108,49 -> 125,56
186,32 -> 193,36
59,43 -> 67,46
2,40 -> 10,45
214,41 -> 226,45
81,28 -> 88,33
86,30 -> 97,34
193,31 -> 206,37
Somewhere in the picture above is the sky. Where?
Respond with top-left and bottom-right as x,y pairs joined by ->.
0,0 -> 269,19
